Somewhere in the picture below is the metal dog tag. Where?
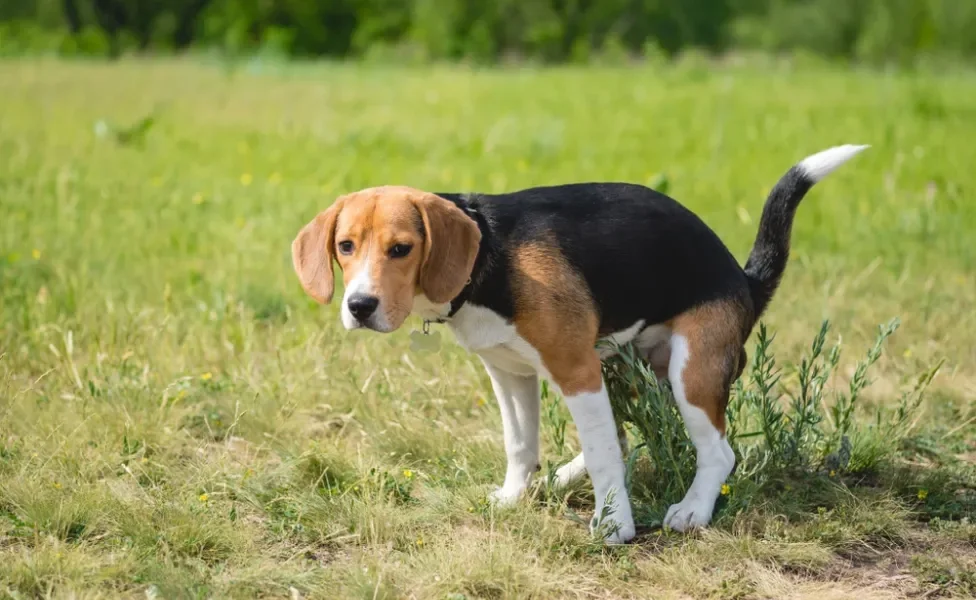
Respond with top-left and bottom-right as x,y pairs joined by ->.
410,322 -> 442,353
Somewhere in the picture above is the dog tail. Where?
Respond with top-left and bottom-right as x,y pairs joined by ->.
744,144 -> 869,318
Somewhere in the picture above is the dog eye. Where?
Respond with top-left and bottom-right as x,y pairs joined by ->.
337,241 -> 354,255
389,243 -> 412,258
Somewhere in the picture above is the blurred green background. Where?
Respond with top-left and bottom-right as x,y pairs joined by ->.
3,1 -> 976,596
2,0 -> 976,65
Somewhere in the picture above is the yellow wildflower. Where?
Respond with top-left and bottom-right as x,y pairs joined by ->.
415,537 -> 424,547
53,481 -> 62,489
829,470 -> 836,478
201,372 -> 212,381
720,484 -> 731,496
917,489 -> 928,501
403,469 -> 414,479
199,493 -> 209,503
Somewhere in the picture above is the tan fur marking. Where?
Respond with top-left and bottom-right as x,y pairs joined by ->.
411,191 -> 481,303
669,300 -> 749,434
510,240 -> 602,396
292,196 -> 346,304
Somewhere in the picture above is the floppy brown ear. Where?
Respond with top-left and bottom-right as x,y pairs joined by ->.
291,198 -> 344,304
413,193 -> 482,303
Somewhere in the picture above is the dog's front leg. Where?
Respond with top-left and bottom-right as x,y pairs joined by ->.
482,360 -> 540,506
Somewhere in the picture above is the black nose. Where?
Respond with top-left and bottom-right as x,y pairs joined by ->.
347,294 -> 379,321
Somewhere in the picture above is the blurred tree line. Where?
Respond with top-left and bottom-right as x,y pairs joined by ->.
1,0 -> 974,64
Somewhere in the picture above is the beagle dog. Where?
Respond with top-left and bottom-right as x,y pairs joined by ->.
292,144 -> 867,544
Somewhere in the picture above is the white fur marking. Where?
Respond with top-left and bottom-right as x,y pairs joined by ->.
554,424 -> 630,490
446,305 -> 545,377
635,324 -> 671,350
447,304 -> 519,352
554,453 -> 587,488
597,320 -> 645,358
797,144 -> 869,183
340,262 -> 374,330
562,382 -> 635,544
412,294 -> 451,322
664,334 -> 735,532
483,361 -> 540,506
339,243 -> 394,332
555,322 -> 670,490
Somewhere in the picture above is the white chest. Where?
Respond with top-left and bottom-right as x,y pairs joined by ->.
415,296 -> 663,379
447,304 -> 542,377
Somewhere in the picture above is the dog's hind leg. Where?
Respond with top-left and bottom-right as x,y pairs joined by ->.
662,302 -> 742,532
553,422 -> 628,489
554,362 -> 636,544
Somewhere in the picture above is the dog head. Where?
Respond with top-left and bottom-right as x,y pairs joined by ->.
292,186 -> 481,332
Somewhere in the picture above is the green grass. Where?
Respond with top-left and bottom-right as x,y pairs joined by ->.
1,57 -> 975,598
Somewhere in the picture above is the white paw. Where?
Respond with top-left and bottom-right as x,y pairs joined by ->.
553,458 -> 587,489
594,517 -> 636,544
488,485 -> 524,507
664,496 -> 714,532
591,496 -> 636,544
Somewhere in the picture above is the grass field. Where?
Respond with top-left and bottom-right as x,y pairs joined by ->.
1,58 -> 976,599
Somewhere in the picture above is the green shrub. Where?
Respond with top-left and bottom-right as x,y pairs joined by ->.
603,319 -> 942,523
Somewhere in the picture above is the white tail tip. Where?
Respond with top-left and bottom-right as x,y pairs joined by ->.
797,144 -> 870,183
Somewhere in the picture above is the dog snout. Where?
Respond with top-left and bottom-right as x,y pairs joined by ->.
347,294 -> 379,322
